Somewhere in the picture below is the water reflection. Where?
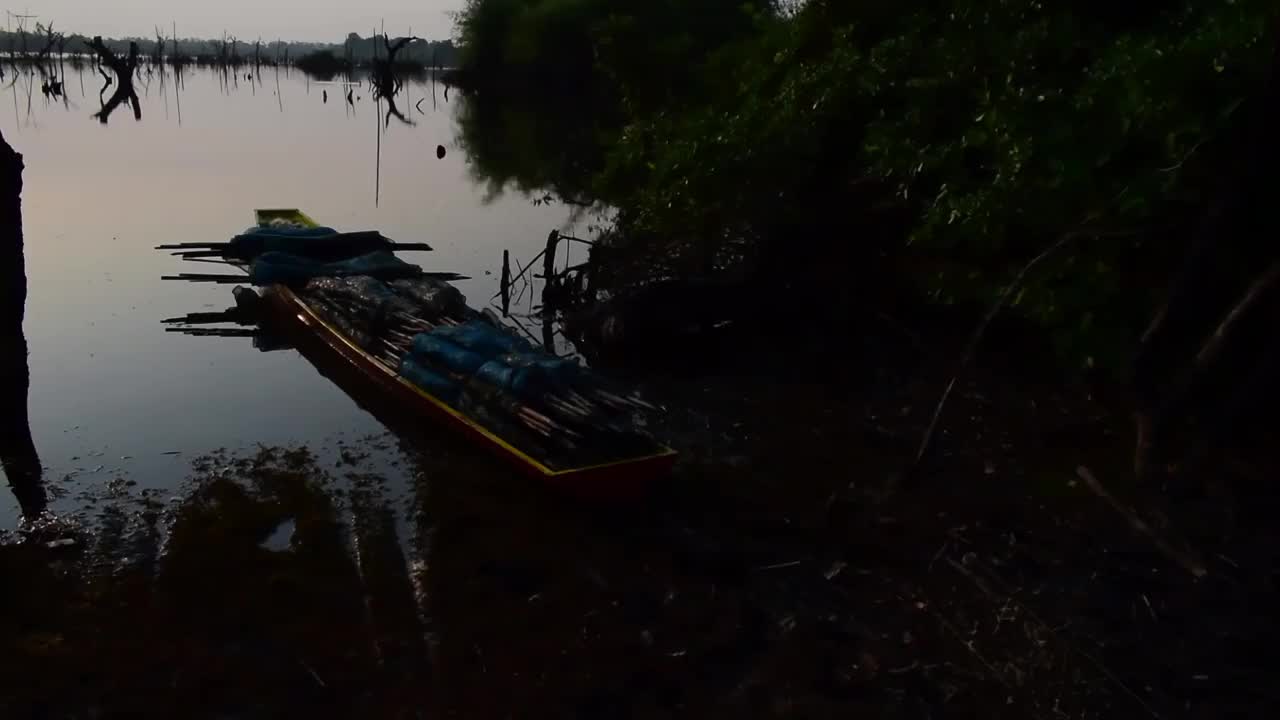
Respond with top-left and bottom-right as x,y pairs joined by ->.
2,61 -> 587,530
0,327 -> 44,516
85,38 -> 143,124
455,85 -> 611,206
0,327 -> 45,520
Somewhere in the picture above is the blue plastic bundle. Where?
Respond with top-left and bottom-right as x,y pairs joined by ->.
398,356 -> 461,403
431,321 -> 533,357
241,224 -> 341,239
332,252 -> 421,279
228,226 -> 338,260
249,251 -> 422,285
473,360 -> 517,392
503,353 -> 581,381
411,333 -> 489,375
509,367 -> 559,400
472,359 -> 578,401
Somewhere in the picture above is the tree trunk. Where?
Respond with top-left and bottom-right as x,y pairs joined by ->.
1131,21 -> 1280,476
0,131 -> 46,519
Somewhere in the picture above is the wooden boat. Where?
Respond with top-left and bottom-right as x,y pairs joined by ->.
252,209 -> 678,502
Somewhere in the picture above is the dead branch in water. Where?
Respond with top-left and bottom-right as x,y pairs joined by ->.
84,37 -> 141,123
372,34 -> 419,101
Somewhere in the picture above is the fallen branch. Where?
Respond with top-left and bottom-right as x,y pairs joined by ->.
1075,466 -> 1207,580
1191,260 -> 1280,370
910,233 -> 1074,472
943,556 -> 1165,719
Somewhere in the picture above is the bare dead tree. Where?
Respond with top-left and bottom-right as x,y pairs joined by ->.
33,22 -> 60,63
384,96 -> 413,127
154,26 -> 167,65
373,34 -> 418,99
84,37 -> 141,123
374,34 -> 419,127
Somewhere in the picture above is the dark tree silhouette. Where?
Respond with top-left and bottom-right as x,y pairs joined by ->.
0,131 -> 46,521
373,34 -> 418,127
85,36 -> 142,123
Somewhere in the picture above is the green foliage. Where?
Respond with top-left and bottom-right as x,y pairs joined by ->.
457,0 -> 1279,370
455,0 -> 775,99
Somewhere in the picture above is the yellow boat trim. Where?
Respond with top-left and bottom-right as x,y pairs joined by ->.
255,208 -> 321,227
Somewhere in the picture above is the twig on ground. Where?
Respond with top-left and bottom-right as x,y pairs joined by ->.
909,233 -> 1074,475
932,608 -> 1010,689
756,560 -> 802,571
297,658 -> 326,688
1074,466 -> 1207,580
945,553 -> 1165,720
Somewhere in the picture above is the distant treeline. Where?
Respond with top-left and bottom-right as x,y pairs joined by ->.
0,29 -> 458,68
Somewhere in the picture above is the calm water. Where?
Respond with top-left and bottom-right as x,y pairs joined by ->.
3,66 -> 585,529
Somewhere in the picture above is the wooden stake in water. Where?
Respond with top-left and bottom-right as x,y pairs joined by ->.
501,249 -> 511,317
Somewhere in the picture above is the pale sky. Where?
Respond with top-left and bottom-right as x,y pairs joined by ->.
20,0 -> 464,43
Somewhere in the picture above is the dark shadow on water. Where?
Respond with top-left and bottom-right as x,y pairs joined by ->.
454,86 -> 614,206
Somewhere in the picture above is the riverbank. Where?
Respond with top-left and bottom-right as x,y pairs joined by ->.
4,324 -> 1274,718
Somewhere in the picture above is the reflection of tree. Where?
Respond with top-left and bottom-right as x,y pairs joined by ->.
2,445 -> 432,716
0,131 -> 45,520
374,35 -> 417,128
157,450 -> 430,714
84,36 -> 141,124
454,91 -> 605,205
384,94 -> 413,128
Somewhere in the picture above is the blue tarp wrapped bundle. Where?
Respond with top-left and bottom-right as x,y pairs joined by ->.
241,224 -> 341,240
398,320 -> 588,405
398,356 -> 461,404
411,333 -> 489,375
500,353 -> 584,396
221,226 -> 427,263
502,352 -> 582,381
430,321 -> 534,357
473,360 -> 573,401
250,250 -> 422,286
238,224 -> 340,240
229,225 -> 340,259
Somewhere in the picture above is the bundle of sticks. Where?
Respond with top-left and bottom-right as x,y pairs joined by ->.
304,290 -> 657,452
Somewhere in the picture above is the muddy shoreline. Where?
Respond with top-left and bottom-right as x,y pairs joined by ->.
4,326 -> 1274,718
